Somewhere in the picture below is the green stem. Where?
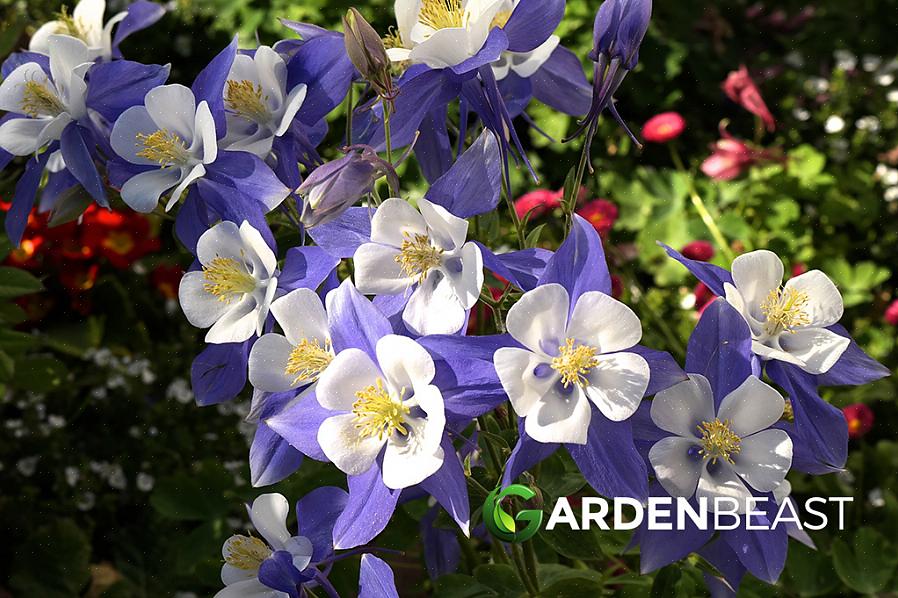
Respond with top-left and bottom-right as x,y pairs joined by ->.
522,540 -> 541,592
345,84 -> 354,147
511,543 -> 539,596
477,415 -> 504,477
566,121 -> 596,234
501,177 -> 527,250
382,98 -> 393,164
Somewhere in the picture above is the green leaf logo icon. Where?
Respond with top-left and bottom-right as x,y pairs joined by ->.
483,484 -> 543,543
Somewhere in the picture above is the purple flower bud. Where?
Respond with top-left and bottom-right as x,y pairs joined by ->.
298,146 -> 398,228
343,8 -> 394,100
591,0 -> 652,70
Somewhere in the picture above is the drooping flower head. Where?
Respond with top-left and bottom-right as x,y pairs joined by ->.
722,65 -> 776,132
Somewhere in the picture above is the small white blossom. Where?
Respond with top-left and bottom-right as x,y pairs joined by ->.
824,115 -> 845,133
137,472 -> 155,492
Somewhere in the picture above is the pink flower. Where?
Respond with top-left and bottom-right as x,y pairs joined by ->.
681,240 -> 715,262
701,129 -> 781,181
642,112 -> 686,143
842,404 -> 874,439
723,65 -> 776,132
577,199 -> 619,236
514,189 -> 562,220
885,299 -> 898,326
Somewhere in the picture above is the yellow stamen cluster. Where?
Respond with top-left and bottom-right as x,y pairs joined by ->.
395,233 -> 443,284
697,419 -> 742,465
223,535 -> 271,570
781,399 -> 794,423
285,338 -> 333,384
491,9 -> 512,29
202,257 -> 256,302
21,80 -> 65,118
55,6 -> 86,40
225,79 -> 271,123
136,130 -> 189,167
551,338 -> 599,388
419,0 -> 466,30
352,379 -> 410,440
760,286 -> 810,335
383,27 -> 404,50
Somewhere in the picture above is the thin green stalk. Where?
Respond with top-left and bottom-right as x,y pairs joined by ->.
511,542 -> 539,596
522,540 -> 541,592
566,121 -> 596,234
345,84 -> 354,146
477,415 -> 504,477
382,99 -> 393,164
501,177 -> 526,250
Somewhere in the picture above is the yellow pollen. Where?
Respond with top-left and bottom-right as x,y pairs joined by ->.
225,79 -> 271,123
202,257 -> 256,302
285,338 -> 333,384
352,379 -> 410,440
418,0 -> 466,30
697,419 -> 742,465
760,286 -> 810,335
55,6 -> 86,40
136,130 -> 189,167
781,399 -> 794,423
21,80 -> 65,118
551,338 -> 599,388
223,535 -> 271,570
395,232 -> 443,284
491,9 -> 512,29
383,27 -> 404,50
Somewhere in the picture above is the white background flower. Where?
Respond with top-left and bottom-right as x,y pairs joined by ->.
354,198 -> 483,335
494,284 -> 650,444
316,335 -> 446,489
723,250 -> 849,374
111,84 -> 218,213
179,221 -> 278,344
29,0 -> 127,61
648,374 -> 793,513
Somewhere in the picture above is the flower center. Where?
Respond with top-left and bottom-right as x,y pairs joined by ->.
395,232 -> 443,284
225,79 -> 272,123
491,9 -> 512,29
103,231 -> 135,256
418,0 -> 466,30
55,6 -> 88,41
285,338 -> 333,384
697,418 -> 741,465
223,535 -> 272,570
760,286 -> 810,335
136,129 -> 190,167
551,338 -> 599,388
21,80 -> 65,118
383,26 -> 404,49
202,257 -> 256,302
352,378 -> 410,441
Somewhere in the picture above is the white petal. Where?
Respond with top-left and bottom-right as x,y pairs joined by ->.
220,563 -> 257,585
229,53 -> 262,86
696,463 -> 753,514
249,493 -> 291,549
239,221 -> 278,278
197,221 -> 244,265
386,47 -> 412,62
402,273 -> 467,336
120,168 -> 181,213
316,348 -> 381,411
194,100 -> 219,164
164,163 -> 205,211
724,283 -> 765,338
732,430 -> 792,493
36,114 -> 73,150
72,0 -> 106,34
778,327 -> 850,375
409,27 -> 475,69
370,198 -> 428,247
214,578 -> 278,598
524,386 -> 592,445
441,242 -> 483,310
110,106 -> 161,165
205,297 -> 258,344
276,84 -> 307,137
731,250 -> 784,313
178,270 -> 232,328
248,333 -> 297,392
318,413 -> 384,475
270,288 -> 329,346
0,63 -> 50,113
752,339 -> 806,367
717,376 -> 784,437
28,22 -> 62,55
505,283 -> 570,356
376,335 -> 436,389
145,84 -> 197,141
394,0 -> 418,44
382,422 -> 445,489
0,117 -> 50,156
566,291 -> 643,354
583,351 -> 649,422
510,35 -> 560,78
254,45 -> 287,106
353,243 -> 415,295
47,35 -> 90,98
284,536 -> 314,572
650,374 -> 715,437
494,347 -> 557,419
784,270 -> 844,327
418,197 -> 468,251
649,436 -> 703,498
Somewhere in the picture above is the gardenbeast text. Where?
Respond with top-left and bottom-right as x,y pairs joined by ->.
546,496 -> 854,531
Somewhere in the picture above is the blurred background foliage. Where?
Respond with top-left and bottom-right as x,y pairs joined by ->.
1,0 -> 897,596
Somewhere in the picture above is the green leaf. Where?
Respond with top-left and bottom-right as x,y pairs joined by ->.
787,145 -> 827,186
831,527 -> 898,594
11,355 -> 68,391
10,519 -> 92,598
433,574 -> 499,597
473,564 -> 525,597
650,566 -> 682,598
524,224 -> 547,248
539,576 -> 604,597
783,541 -> 841,597
0,328 -> 38,353
48,187 -> 94,227
150,465 -> 233,521
0,266 -> 44,298
0,349 -> 13,382
539,516 -> 604,560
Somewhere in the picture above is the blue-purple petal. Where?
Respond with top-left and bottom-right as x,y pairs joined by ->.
659,242 -> 734,297
530,46 -> 592,116
278,246 -> 341,293
190,340 -> 251,406
567,415 -> 648,500
6,148 -> 51,245
332,464 -> 401,550
503,0 -> 564,53
359,554 -> 400,598
478,245 -> 553,292
287,34 -> 356,126
685,298 -> 753,407
307,207 -> 373,258
191,36 -> 237,137
418,438 -> 470,533
85,60 -> 170,122
296,486 -> 348,561
264,390 -> 330,462
425,130 -> 501,218
538,214 -> 612,311
816,324 -> 891,387
249,421 -> 304,487
326,279 -> 392,360
60,124 -> 107,207
112,0 -> 166,50
630,345 -> 688,396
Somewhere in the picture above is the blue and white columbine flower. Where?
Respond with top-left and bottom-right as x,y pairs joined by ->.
354,198 -> 483,335
489,0 -> 558,81
221,45 -> 308,158
29,0 -> 125,61
0,35 -> 90,156
111,84 -> 217,212
316,335 -> 446,489
178,221 -> 278,344
494,283 -> 650,444
723,250 -> 849,374
648,374 -> 793,513
248,288 -> 334,393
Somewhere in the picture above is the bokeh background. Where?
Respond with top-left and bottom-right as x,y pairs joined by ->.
1,0 -> 897,595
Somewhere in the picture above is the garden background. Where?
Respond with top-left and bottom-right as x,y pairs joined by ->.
1,0 -> 897,595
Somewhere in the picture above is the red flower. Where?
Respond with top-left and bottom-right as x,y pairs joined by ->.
722,65 -> 776,132
885,300 -> 898,326
514,189 -> 562,220
791,262 -> 808,277
59,262 -> 100,293
842,403 -> 874,439
610,274 -> 623,299
641,112 -> 686,143
694,282 -> 715,314
82,209 -> 161,269
701,128 -> 782,181
151,264 -> 185,300
681,240 -> 714,262
577,199 -> 618,236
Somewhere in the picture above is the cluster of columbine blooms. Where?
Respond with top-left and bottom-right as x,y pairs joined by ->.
0,0 -> 890,596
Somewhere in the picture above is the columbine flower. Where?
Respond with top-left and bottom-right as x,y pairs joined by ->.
316,334 -> 445,489
648,374 -> 793,512
494,283 -> 650,444
842,403 -> 874,439
248,288 -> 334,393
354,198 -> 483,335
216,493 -> 313,598
178,221 -> 278,344
0,35 -> 89,156
641,111 -> 685,143
221,46 -> 308,158
488,0 -> 559,81
29,0 -> 126,61
110,84 -> 218,213
723,250 -> 849,374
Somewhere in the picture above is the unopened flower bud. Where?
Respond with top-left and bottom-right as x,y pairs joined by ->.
343,8 -> 394,100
